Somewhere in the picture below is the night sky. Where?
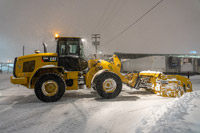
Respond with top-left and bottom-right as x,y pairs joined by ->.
0,0 -> 200,61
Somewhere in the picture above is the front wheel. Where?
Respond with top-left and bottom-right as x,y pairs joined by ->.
35,73 -> 65,102
94,72 -> 122,99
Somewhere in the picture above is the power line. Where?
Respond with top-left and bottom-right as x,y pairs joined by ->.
100,0 -> 164,48
98,0 -> 120,33
100,0 -> 128,33
94,0 -> 112,33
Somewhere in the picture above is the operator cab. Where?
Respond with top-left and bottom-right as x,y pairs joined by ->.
56,37 -> 88,71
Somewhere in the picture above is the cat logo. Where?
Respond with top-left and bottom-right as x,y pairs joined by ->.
42,56 -> 57,62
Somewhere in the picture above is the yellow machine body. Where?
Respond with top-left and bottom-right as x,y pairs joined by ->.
11,53 -> 58,88
11,52 -> 124,91
85,54 -> 127,88
11,52 -> 192,98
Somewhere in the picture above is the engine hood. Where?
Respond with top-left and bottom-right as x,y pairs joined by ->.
17,53 -> 57,60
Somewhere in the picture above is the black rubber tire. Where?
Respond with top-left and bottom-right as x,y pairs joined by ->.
95,72 -> 122,99
35,73 -> 65,102
92,74 -> 101,91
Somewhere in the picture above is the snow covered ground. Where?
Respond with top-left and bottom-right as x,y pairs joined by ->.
0,74 -> 199,133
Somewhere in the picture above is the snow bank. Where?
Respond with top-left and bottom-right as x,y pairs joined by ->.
184,99 -> 200,133
135,91 -> 200,133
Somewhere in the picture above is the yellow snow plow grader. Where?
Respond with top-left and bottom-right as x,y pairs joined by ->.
10,36 -> 192,102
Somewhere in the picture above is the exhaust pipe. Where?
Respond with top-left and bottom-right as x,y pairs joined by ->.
43,42 -> 47,53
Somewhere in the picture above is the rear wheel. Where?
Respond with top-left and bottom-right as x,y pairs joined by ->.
95,72 -> 122,99
35,73 -> 65,102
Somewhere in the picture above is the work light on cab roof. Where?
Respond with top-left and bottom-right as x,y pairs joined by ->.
55,33 -> 59,38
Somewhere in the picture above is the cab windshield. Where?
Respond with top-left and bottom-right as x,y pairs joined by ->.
59,40 -> 79,56
57,38 -> 86,59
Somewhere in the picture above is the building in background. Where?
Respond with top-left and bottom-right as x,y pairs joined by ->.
115,53 -> 200,74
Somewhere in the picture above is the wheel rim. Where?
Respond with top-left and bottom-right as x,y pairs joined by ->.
103,78 -> 117,93
42,80 -> 58,96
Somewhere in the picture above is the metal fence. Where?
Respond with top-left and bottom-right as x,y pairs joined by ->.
0,62 -> 13,73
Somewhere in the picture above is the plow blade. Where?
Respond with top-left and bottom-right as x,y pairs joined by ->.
123,71 -> 192,97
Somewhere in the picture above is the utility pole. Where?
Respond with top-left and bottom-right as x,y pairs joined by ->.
92,34 -> 100,54
23,45 -> 25,56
